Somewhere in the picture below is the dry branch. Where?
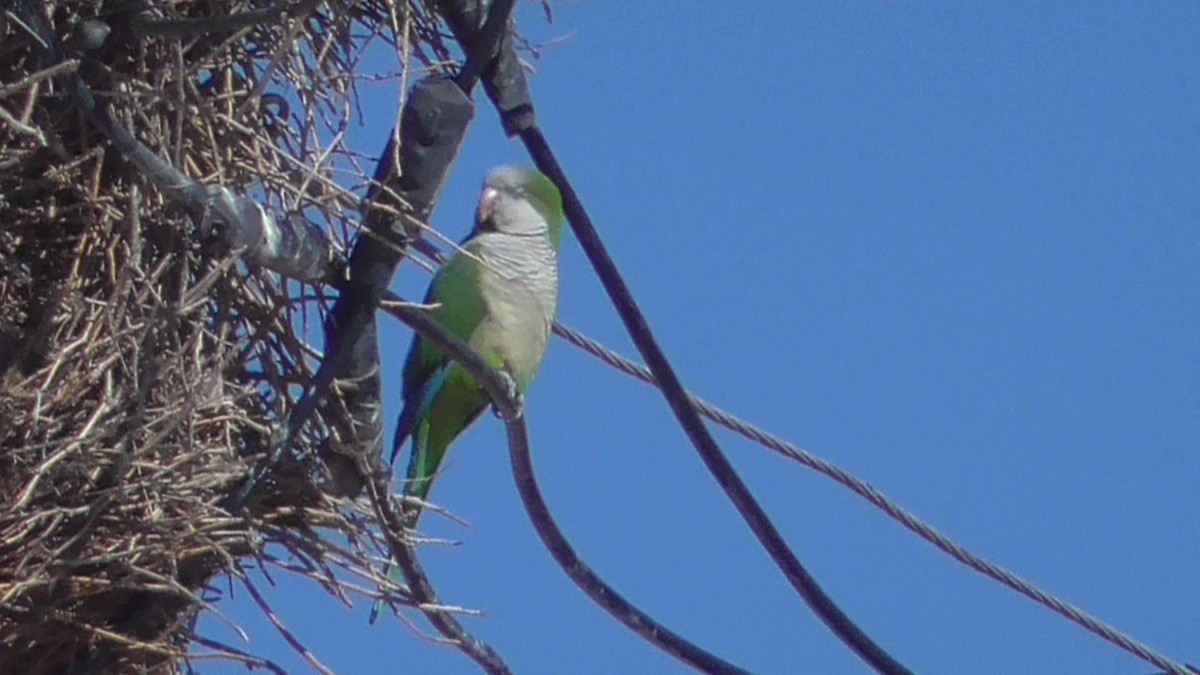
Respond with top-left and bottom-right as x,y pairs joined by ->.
0,1 -> 452,672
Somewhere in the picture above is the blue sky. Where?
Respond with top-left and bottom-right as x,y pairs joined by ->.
200,3 -> 1198,673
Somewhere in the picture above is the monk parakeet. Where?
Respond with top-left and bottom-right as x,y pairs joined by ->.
392,165 -> 564,527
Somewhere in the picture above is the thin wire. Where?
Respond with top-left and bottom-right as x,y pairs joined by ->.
395,231 -> 1193,675
550,322 -> 1196,675
518,126 -> 912,675
505,417 -> 750,674
380,301 -> 745,674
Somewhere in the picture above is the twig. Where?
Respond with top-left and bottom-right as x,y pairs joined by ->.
237,563 -> 336,675
130,0 -> 316,38
360,447 -> 512,674
0,58 -> 78,97
187,633 -> 288,675
7,1 -> 337,283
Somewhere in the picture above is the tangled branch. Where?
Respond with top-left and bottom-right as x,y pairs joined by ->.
0,1 -> 449,671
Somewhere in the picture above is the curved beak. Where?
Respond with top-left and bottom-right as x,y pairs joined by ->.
475,186 -> 500,228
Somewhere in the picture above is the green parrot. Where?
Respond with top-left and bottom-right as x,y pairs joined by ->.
372,166 -> 563,622
391,165 -> 564,524
369,166 -> 562,622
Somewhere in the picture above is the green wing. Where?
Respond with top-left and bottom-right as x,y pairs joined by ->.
400,250 -> 486,402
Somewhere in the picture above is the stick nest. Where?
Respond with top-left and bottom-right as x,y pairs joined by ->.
0,2 -> 448,671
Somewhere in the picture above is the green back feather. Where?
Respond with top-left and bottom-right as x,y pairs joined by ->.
401,249 -> 485,401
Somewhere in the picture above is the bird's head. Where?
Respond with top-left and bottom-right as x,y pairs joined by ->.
475,166 -> 565,249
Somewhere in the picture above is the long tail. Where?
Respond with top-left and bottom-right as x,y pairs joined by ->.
370,427 -> 427,624
370,392 -> 424,625
369,415 -> 450,624
370,365 -> 487,623
387,398 -> 422,467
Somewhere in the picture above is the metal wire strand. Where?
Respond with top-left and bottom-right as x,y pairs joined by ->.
550,321 -> 1195,675
518,125 -> 912,674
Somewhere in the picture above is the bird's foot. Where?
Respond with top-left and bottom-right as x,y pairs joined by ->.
492,372 -> 524,420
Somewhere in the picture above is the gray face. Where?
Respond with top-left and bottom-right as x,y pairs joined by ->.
476,167 -> 552,237
485,165 -> 540,193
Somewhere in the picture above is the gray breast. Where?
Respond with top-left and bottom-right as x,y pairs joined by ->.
470,232 -> 559,383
